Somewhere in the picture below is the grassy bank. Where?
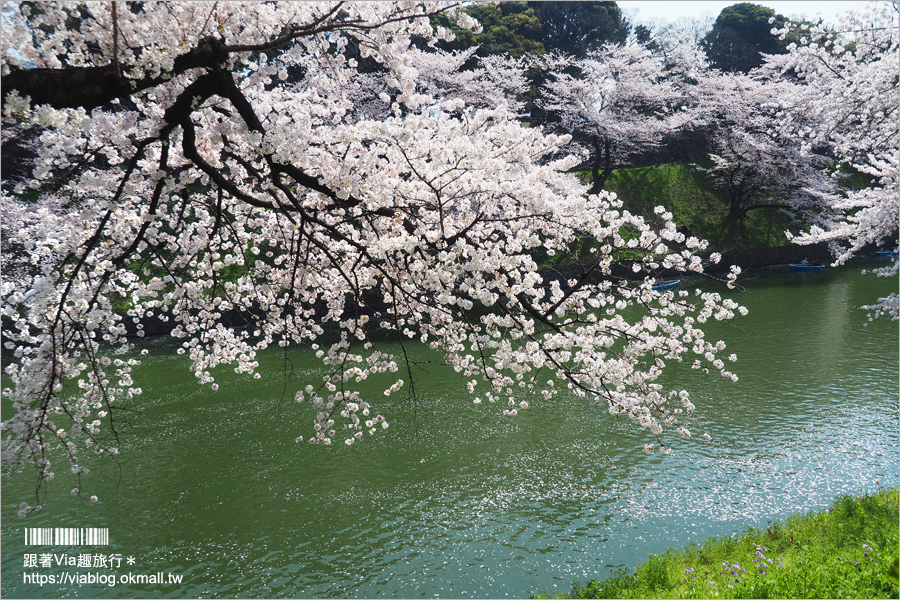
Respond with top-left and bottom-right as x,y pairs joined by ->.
535,487 -> 899,599
597,163 -> 796,252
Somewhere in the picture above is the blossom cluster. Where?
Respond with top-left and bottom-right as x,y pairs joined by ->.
766,3 -> 899,318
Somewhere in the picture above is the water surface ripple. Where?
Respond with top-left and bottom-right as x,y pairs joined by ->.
2,261 -> 898,598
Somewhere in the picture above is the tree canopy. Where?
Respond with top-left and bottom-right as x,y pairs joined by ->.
527,1 -> 629,55
701,3 -> 788,72
1,1 -> 742,510
433,1 -> 546,57
433,1 -> 631,59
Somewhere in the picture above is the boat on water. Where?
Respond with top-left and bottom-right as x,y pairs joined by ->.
652,280 -> 680,291
874,250 -> 899,257
789,263 -> 825,271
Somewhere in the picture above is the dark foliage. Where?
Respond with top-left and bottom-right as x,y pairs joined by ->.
701,3 -> 788,72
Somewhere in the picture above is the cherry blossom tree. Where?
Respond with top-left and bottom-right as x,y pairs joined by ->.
347,46 -> 534,121
764,2 -> 899,319
687,69 -> 830,223
635,30 -> 833,226
1,1 -> 744,510
539,43 -> 685,193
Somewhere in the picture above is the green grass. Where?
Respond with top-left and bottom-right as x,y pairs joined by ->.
537,162 -> 796,271
597,163 -> 796,251
534,487 -> 899,599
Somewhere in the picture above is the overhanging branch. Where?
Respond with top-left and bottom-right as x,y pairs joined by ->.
3,37 -> 229,111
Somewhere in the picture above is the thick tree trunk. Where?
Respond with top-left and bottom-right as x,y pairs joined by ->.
589,135 -> 612,194
728,186 -> 743,222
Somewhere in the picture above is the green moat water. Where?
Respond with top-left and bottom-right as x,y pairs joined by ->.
2,259 -> 898,598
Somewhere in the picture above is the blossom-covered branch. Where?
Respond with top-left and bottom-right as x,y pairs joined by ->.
765,2 -> 899,318
1,2 -> 743,509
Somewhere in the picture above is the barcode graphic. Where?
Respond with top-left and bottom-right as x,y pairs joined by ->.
25,528 -> 109,546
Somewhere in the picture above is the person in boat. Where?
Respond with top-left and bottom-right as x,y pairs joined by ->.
800,258 -> 810,265
810,258 -> 821,266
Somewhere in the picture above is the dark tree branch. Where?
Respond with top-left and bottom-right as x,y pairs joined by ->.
3,36 -> 229,110
2,4 -> 460,111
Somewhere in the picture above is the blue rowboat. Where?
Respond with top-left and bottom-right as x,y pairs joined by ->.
874,250 -> 898,257
789,263 -> 825,271
652,280 -> 680,291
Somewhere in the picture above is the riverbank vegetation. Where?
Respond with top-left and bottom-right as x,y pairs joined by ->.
535,487 -> 899,599
604,163 -> 795,252
546,163 -> 799,273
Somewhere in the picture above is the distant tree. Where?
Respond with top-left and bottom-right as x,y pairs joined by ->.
539,44 -> 684,193
691,72 -> 828,223
701,3 -> 788,72
434,1 -> 545,58
430,2 -> 550,125
528,1 -> 629,56
632,23 -> 660,51
650,29 -> 717,162
650,15 -> 716,53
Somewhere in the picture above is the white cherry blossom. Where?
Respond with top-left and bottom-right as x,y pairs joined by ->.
1,1 -> 741,506
766,2 -> 899,318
